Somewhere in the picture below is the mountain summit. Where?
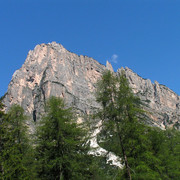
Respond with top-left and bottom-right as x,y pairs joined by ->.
3,42 -> 180,130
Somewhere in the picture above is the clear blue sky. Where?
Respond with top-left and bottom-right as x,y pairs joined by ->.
0,0 -> 180,97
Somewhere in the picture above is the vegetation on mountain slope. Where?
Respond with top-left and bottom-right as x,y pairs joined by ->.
96,71 -> 180,179
0,71 -> 179,179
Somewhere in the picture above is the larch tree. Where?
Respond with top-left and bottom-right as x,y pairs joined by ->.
0,104 -> 35,179
95,70 -> 156,180
35,96 -> 94,180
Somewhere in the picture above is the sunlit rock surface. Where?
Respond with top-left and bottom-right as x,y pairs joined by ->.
118,67 -> 180,129
3,42 -> 180,131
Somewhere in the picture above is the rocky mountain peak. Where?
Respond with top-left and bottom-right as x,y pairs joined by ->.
2,42 -> 180,131
3,43 -> 107,130
106,61 -> 114,72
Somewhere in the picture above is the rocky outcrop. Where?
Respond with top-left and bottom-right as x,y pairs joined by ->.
3,42 -> 107,130
3,42 -> 180,130
118,68 -> 180,129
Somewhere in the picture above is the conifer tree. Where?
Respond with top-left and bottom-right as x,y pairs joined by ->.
96,71 -> 180,180
0,104 -> 35,179
0,101 -> 5,178
35,96 -> 93,180
163,129 -> 180,179
96,70 -> 155,179
147,128 -> 180,180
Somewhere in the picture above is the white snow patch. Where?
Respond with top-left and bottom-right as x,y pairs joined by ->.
89,121 -> 123,168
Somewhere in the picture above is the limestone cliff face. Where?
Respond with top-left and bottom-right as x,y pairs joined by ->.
3,42 -> 180,130
3,42 -> 106,129
118,68 -> 180,129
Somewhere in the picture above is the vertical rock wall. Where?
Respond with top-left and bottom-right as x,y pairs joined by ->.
3,42 -> 180,130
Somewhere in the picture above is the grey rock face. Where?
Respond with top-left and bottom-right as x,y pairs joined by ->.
3,42 -> 106,130
3,42 -> 180,130
118,67 -> 180,129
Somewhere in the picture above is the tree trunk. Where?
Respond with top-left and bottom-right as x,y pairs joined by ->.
116,122 -> 132,180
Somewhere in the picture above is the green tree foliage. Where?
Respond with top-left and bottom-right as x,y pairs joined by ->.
0,104 -> 35,179
147,127 -> 180,180
96,71 -> 163,179
96,70 -> 180,179
164,129 -> 180,179
88,155 -> 121,180
96,70 -> 147,179
0,101 -> 5,177
0,74 -> 179,180
35,96 -> 95,180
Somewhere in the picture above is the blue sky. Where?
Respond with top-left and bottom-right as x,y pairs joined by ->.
0,0 -> 180,97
